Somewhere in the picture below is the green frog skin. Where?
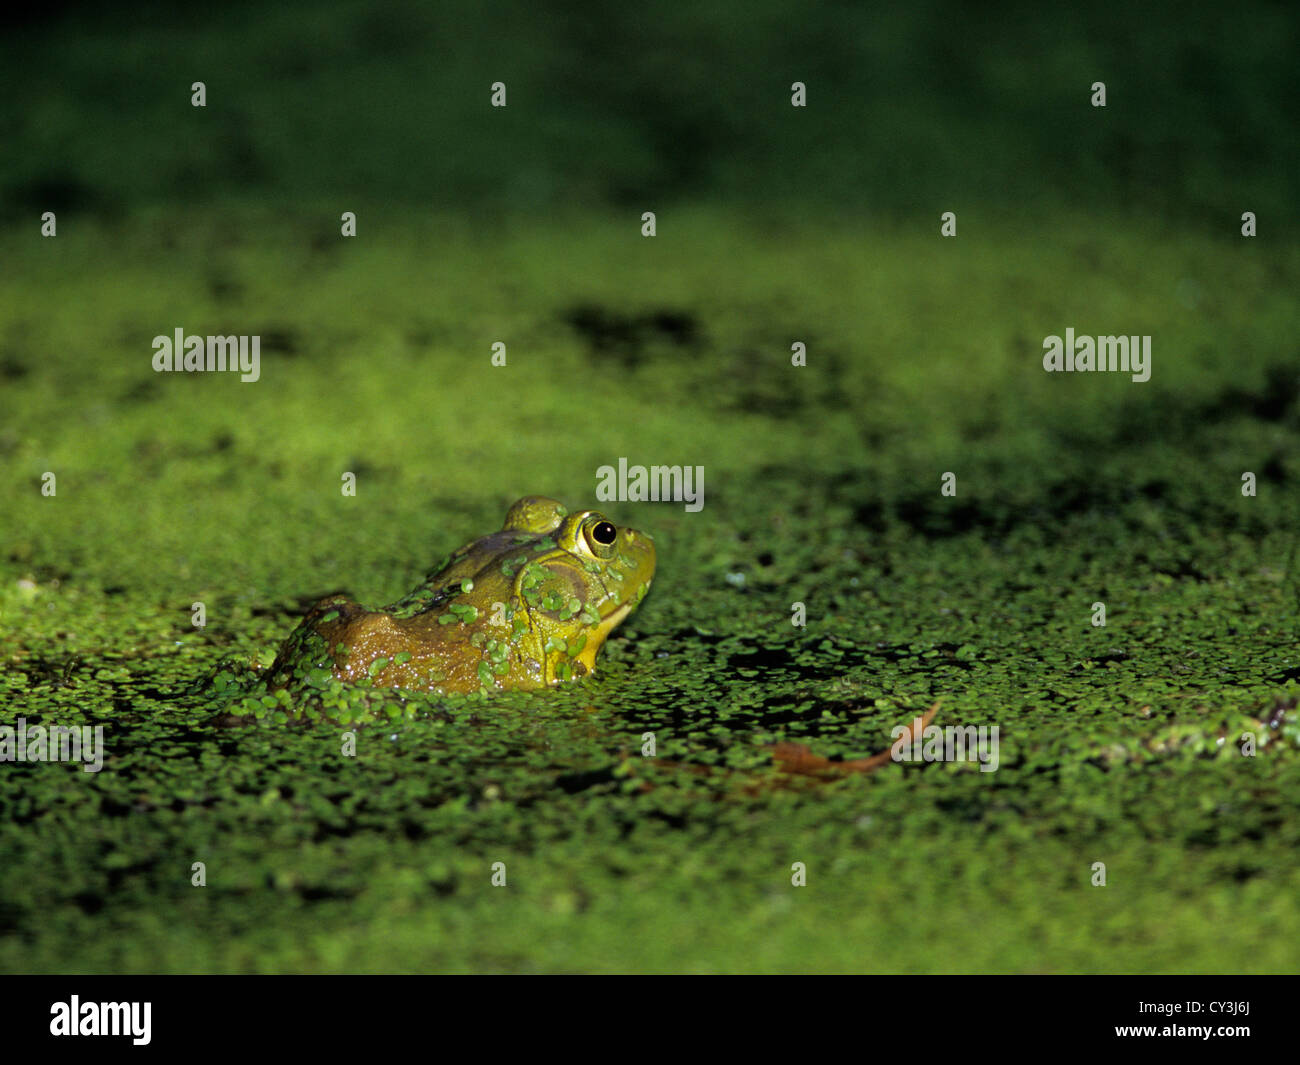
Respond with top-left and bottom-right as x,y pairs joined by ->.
266,496 -> 655,695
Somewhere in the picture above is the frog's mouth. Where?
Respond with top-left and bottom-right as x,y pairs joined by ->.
596,602 -> 633,636
579,579 -> 650,670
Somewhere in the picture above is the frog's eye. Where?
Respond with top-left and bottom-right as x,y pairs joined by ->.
583,519 -> 618,557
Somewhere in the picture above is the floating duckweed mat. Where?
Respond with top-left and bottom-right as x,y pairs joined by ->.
2,207 -> 1297,972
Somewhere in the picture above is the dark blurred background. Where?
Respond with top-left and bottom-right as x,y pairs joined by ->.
2,0 -> 1296,224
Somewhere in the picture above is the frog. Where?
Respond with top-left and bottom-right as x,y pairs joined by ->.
265,496 -> 655,695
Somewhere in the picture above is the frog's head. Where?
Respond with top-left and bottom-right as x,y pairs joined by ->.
555,507 -> 656,631
502,496 -> 655,678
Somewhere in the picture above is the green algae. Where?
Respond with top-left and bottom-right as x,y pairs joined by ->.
1,198 -> 1298,972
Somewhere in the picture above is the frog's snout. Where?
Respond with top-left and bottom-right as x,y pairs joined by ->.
623,526 -> 656,578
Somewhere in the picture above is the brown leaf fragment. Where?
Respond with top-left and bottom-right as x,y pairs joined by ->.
770,701 -> 942,777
